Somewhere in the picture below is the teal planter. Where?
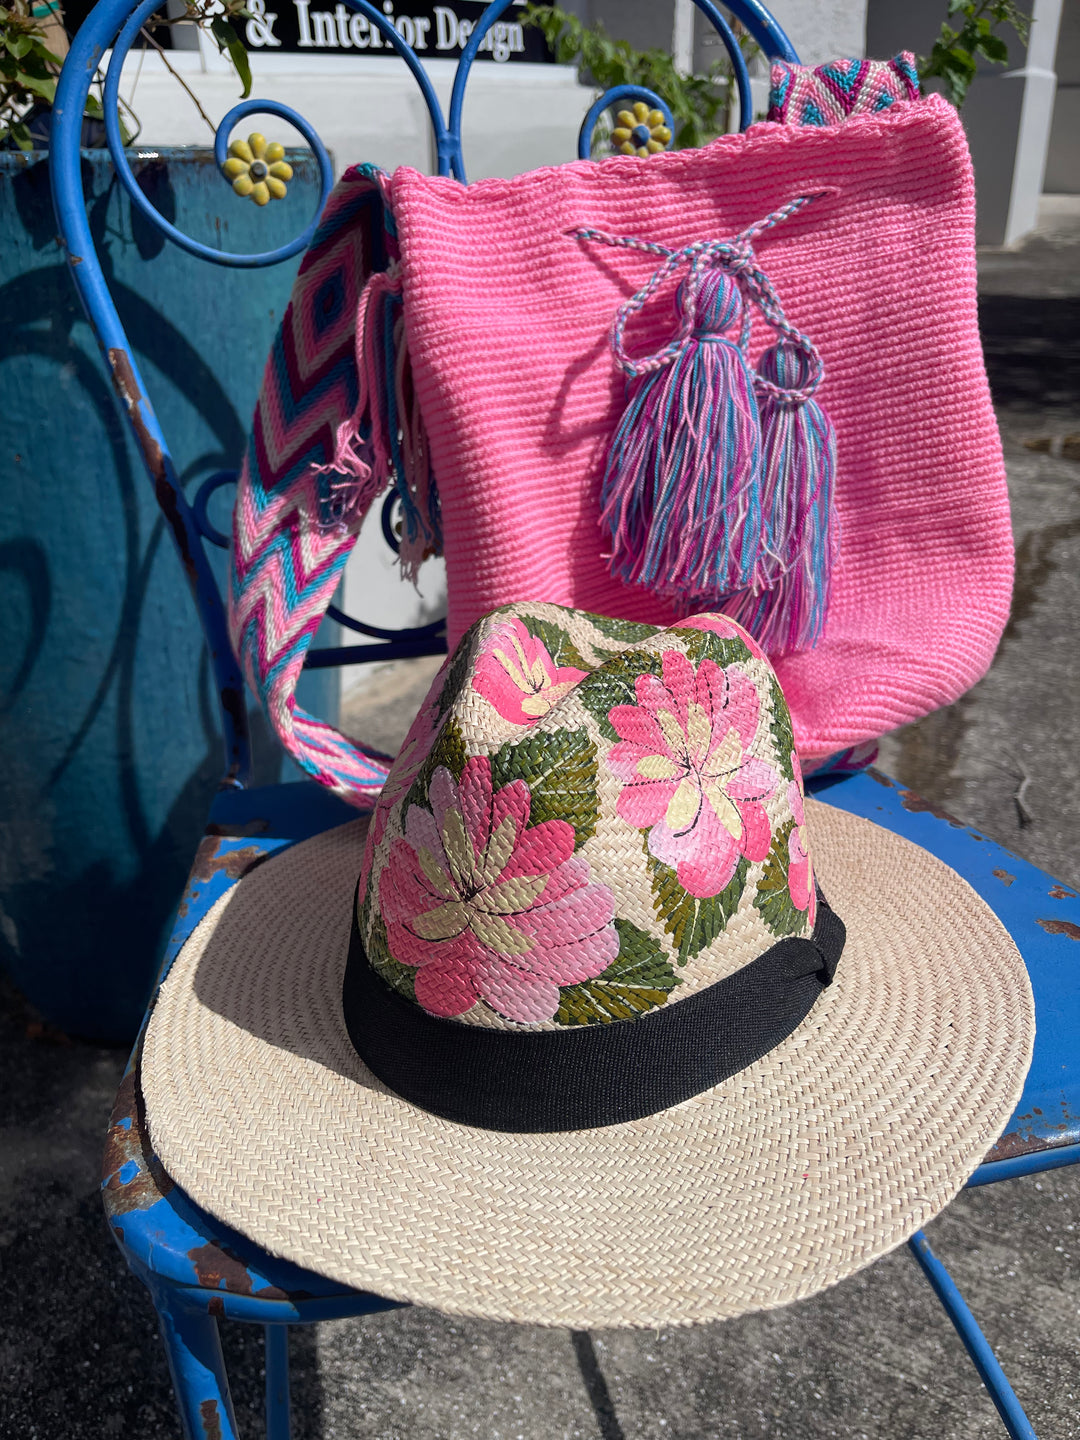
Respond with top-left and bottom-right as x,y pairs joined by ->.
0,148 -> 337,1042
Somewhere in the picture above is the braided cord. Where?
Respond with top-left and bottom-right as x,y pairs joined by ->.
571,191 -> 832,399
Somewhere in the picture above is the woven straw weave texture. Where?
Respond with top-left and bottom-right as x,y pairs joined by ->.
391,97 -> 1011,765
142,803 -> 1033,1329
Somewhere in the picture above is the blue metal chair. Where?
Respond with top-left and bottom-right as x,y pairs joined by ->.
50,3 -> 1080,1436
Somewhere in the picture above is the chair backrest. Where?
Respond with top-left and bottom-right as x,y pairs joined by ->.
50,0 -> 798,790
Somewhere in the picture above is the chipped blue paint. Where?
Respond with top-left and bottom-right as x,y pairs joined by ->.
809,768 -> 1080,1166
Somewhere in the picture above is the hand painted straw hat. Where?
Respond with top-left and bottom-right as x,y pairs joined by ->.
143,604 -> 1034,1329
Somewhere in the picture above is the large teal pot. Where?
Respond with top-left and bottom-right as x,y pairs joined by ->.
0,148 -> 337,1042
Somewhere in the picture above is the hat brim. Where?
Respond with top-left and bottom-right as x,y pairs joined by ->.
142,801 -> 1033,1329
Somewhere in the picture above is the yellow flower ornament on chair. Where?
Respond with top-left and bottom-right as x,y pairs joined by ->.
222,133 -> 293,206
611,102 -> 673,157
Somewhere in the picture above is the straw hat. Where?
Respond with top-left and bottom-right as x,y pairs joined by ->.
143,604 -> 1033,1329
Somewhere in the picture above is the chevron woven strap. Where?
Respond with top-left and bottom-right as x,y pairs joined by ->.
768,53 -> 920,126
228,163 -> 401,805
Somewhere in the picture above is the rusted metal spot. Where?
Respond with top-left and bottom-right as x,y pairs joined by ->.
865,767 -> 896,788
187,1242 -> 288,1301
199,1399 -> 223,1440
897,788 -> 966,828
1036,918 -> 1080,940
1050,884 -> 1078,900
190,837 -> 266,884
208,1295 -> 225,1318
985,1130 -> 1041,1162
101,1069 -> 175,1214
69,253 -> 82,265
205,818 -> 271,838
108,347 -> 199,583
992,869 -> 1016,888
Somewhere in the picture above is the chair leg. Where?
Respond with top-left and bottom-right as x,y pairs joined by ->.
265,1324 -> 292,1440
908,1231 -> 1038,1440
152,1285 -> 241,1440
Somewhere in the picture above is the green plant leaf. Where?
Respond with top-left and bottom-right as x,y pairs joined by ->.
211,15 -> 251,97
517,613 -> 589,672
365,907 -> 417,1003
585,613 -> 658,645
5,31 -> 32,57
577,649 -> 664,741
753,819 -> 807,937
489,727 -> 599,849
555,918 -> 679,1024
645,838 -> 748,966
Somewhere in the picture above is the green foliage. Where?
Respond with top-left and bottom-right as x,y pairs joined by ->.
0,0 -> 251,150
919,0 -> 1030,108
767,672 -> 795,783
518,613 -> 589,672
586,613 -> 658,645
670,626 -> 747,670
365,906 -> 418,1003
404,716 -> 468,816
521,1 -> 758,150
578,648 -> 664,741
0,3 -> 70,148
555,918 -> 679,1024
646,841 -> 748,966
753,819 -> 805,936
490,727 -> 600,849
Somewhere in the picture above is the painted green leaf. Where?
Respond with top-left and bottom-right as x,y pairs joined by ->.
768,673 -> 796,782
555,918 -> 679,1025
518,614 -> 589,672
670,626 -> 748,671
645,838 -> 749,966
404,716 -> 468,817
364,908 -> 417,1003
578,649 -> 665,741
753,819 -> 806,936
434,618 -> 482,720
490,727 -> 599,850
585,613 -> 658,645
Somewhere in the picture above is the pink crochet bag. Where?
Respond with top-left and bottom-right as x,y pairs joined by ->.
229,84 -> 1010,799
391,94 -> 1010,767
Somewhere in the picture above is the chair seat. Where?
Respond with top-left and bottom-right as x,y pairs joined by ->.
809,768 -> 1080,1164
103,769 -> 1080,1316
103,777 -> 401,1323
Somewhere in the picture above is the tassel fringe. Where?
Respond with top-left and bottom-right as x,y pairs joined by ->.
576,196 -> 840,653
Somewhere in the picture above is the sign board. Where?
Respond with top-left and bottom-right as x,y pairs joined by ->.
242,0 -> 553,62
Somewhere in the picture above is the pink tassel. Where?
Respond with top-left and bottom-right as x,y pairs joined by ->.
722,337 -> 838,651
599,265 -> 764,605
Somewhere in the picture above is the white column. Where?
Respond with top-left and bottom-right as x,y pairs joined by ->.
1004,0 -> 1064,244
672,0 -> 694,73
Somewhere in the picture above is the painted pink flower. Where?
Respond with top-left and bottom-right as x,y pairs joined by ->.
473,618 -> 587,726
607,650 -> 779,899
786,754 -> 817,927
677,612 -> 767,660
380,755 -> 617,1022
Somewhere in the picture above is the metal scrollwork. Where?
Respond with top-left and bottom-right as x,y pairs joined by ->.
48,0 -> 798,780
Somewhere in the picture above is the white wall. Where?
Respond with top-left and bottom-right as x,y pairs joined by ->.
758,0 -> 866,66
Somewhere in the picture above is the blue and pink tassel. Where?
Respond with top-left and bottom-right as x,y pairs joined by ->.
576,198 -> 839,653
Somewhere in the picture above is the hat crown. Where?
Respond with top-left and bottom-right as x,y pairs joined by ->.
360,605 -> 815,1030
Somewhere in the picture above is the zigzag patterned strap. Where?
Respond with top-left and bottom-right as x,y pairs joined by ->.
768,53 -> 920,126
228,163 -> 400,806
